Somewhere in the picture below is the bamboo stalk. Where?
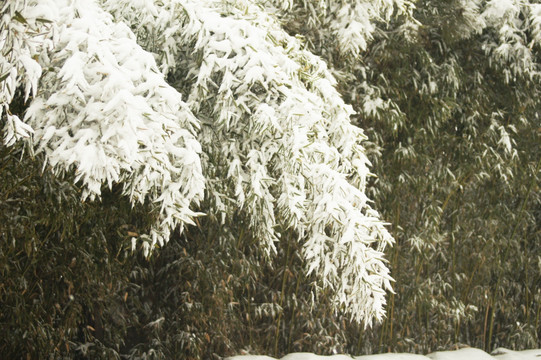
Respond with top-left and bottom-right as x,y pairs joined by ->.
274,240 -> 291,356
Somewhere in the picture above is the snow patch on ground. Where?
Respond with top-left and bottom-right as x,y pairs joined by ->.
282,355 -> 355,360
426,348 -> 495,360
492,348 -> 541,360
355,354 -> 429,359
225,348 -> 541,360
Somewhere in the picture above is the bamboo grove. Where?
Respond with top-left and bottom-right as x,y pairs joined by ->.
1,0 -> 540,358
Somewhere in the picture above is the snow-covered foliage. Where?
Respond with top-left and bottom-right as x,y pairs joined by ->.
0,0 -> 48,145
2,0 -> 540,357
300,0 -> 412,56
1,0 -> 397,325
2,0 -> 205,255
103,0 -> 397,325
267,0 -> 413,59
305,0 -> 541,354
481,0 -> 541,80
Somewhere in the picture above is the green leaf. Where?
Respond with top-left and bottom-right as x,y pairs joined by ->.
13,11 -> 28,25
35,18 -> 53,24
0,71 -> 10,83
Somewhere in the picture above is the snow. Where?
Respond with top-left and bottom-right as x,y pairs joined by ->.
356,354 -> 429,359
482,0 -> 518,23
426,348 -> 495,360
225,348 -> 541,360
492,348 -> 541,360
282,354 -> 354,360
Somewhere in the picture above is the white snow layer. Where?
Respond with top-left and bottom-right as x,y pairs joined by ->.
225,348 -> 541,360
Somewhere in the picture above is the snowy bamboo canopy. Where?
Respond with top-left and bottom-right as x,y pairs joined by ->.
0,0 -> 458,326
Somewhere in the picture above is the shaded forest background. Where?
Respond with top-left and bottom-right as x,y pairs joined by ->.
1,0 -> 540,359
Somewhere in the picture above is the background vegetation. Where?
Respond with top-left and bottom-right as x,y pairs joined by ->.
1,0 -> 540,359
